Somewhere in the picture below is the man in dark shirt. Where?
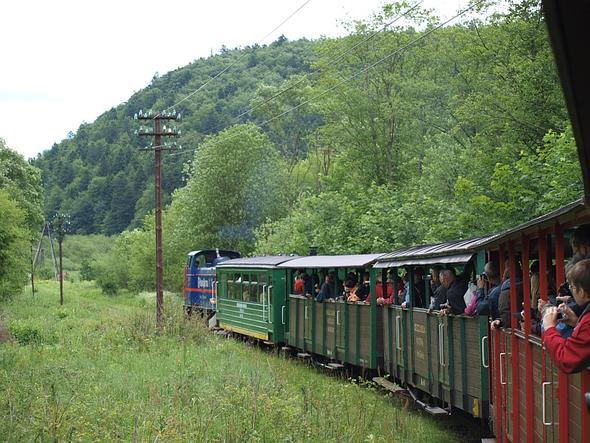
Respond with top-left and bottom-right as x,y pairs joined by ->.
475,261 -> 501,319
355,272 -> 371,301
428,265 -> 447,312
439,268 -> 468,315
315,273 -> 334,302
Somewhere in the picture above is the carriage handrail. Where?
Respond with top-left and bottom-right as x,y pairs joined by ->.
481,335 -> 489,368
262,285 -> 267,322
267,285 -> 273,324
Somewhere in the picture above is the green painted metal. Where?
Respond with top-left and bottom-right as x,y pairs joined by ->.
427,313 -> 433,391
460,318 -> 467,411
369,269 -> 378,368
295,296 -> 299,347
448,316 -> 455,394
401,308 -> 409,382
387,308 -> 394,375
344,302 -> 350,363
408,268 -> 415,382
476,250 -> 486,276
479,315 -> 490,401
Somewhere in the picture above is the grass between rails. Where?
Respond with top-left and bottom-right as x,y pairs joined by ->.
0,281 -> 460,442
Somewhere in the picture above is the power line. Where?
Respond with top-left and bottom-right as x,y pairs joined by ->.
172,1 -> 483,158
166,0 -> 313,112
199,1 -> 424,139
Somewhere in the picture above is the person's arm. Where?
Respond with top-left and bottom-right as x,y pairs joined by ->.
543,308 -> 590,373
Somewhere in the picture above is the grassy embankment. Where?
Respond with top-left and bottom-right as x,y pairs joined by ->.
0,281 -> 460,442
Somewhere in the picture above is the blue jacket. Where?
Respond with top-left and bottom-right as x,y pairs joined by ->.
315,282 -> 333,302
475,283 -> 501,319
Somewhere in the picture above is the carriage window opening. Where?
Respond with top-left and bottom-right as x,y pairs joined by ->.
258,274 -> 267,303
241,276 -> 250,302
194,255 -> 205,268
229,274 -> 242,300
249,278 -> 258,303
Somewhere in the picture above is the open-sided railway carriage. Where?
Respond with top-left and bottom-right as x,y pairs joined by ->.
215,256 -> 293,342
374,238 -> 493,419
483,199 -> 590,442
277,254 -> 384,369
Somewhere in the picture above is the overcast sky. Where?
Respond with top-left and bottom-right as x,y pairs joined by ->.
0,0 -> 466,159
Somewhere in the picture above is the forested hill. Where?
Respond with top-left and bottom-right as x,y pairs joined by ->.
33,37 -> 316,234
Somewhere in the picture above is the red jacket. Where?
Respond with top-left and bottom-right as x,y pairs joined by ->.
543,302 -> 590,374
366,282 -> 394,304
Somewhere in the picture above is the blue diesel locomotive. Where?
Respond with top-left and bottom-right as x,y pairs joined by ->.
183,249 -> 240,315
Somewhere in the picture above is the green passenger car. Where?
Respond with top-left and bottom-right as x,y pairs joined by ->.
215,256 -> 295,342
277,254 -> 385,369
375,238 -> 492,418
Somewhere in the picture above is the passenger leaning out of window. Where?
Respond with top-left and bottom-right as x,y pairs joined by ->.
365,273 -> 394,305
401,268 -> 426,309
439,268 -> 468,316
542,258 -> 590,374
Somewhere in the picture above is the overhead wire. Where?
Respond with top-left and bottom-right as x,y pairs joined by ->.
171,0 -> 483,158
165,0 -> 313,113
198,1 -> 424,139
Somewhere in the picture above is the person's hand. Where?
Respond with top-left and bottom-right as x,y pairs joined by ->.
477,276 -> 485,289
439,308 -> 448,317
543,306 -> 560,330
558,303 -> 578,327
401,301 -> 408,309
376,297 -> 384,305
556,295 -> 572,304
537,298 -> 548,313
491,319 -> 502,329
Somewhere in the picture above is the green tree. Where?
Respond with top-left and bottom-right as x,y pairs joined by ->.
0,190 -> 29,299
0,138 -> 43,231
169,123 -> 289,255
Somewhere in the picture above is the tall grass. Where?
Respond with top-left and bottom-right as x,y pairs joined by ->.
1,281 -> 460,442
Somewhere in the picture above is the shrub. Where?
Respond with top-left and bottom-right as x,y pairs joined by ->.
8,319 -> 43,345
99,280 -> 118,296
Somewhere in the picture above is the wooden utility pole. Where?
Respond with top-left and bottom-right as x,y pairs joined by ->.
53,214 -> 69,305
32,222 -> 60,282
135,109 -> 181,328
30,244 -> 35,296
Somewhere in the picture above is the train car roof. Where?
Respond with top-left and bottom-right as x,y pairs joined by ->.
187,249 -> 240,257
216,256 -> 297,269
478,198 -> 587,247
378,199 -> 587,266
277,254 -> 385,269
374,235 -> 495,268
543,0 -> 590,200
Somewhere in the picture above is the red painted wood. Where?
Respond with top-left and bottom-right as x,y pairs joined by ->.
522,235 -> 534,443
554,225 -> 569,442
493,328 -> 504,442
538,230 -> 548,443
499,244 -> 505,283
581,370 -> 590,442
508,241 -> 520,443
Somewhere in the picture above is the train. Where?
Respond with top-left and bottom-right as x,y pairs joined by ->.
184,200 -> 590,441
182,1 -> 590,441
183,249 -> 240,320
